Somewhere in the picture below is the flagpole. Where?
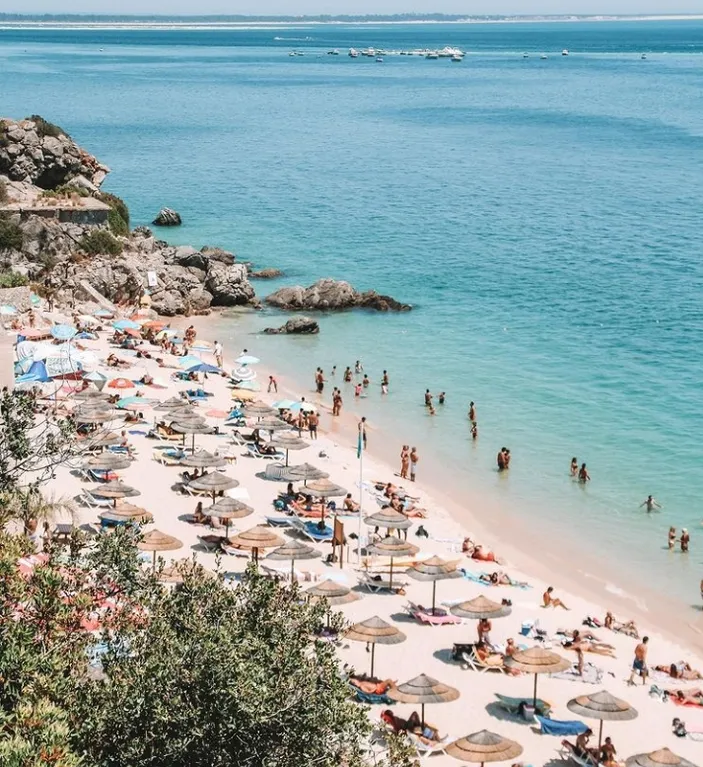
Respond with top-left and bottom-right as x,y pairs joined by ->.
357,422 -> 363,563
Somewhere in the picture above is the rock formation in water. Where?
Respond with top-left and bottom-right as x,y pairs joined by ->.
249,267 -> 283,279
0,115 -> 255,316
263,316 -> 320,335
152,208 -> 182,226
265,278 -> 411,312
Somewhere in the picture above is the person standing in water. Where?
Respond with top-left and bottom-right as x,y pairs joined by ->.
355,360 -> 363,374
640,495 -> 661,512
570,457 -> 579,477
578,463 -> 590,483
471,422 -> 478,440
668,527 -> 676,550
680,529 -> 690,553
424,389 -> 433,407
381,370 -> 389,395
343,367 -> 352,382
362,374 -> 370,388
438,392 -> 445,405
497,448 -> 507,471
468,401 -> 476,422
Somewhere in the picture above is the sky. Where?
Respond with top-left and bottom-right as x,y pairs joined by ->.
4,1 -> 703,16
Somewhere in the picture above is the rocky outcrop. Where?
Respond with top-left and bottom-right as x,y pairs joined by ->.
152,208 -> 181,226
265,278 -> 411,312
249,267 -> 283,279
0,116 -> 110,189
263,317 -> 320,335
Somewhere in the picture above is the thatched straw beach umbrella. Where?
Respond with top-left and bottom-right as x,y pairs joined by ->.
155,396 -> 186,411
446,730 -> 523,766
82,454 -> 131,472
88,481 -> 140,507
180,450 -> 227,470
504,646 -> 570,707
271,433 -> 309,466
302,478 -> 348,523
73,389 -> 111,402
450,595 -> 512,620
345,616 -> 406,677
138,529 -> 183,571
187,472 -> 239,503
367,536 -> 419,590
266,539 -> 321,579
74,410 -> 117,425
256,416 -> 291,433
285,462 -> 329,485
165,405 -> 199,420
206,497 -> 253,539
243,401 -> 277,419
567,690 -> 638,751
86,431 -> 124,449
627,750 -> 698,767
98,503 -> 153,526
364,508 -> 413,533
170,420 -> 214,453
405,556 -> 462,615
227,525 -> 285,562
305,579 -> 361,607
387,673 -> 460,728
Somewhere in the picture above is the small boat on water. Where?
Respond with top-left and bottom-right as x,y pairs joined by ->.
451,54 -> 463,62
426,51 -> 439,60
562,49 -> 569,56
376,57 -> 384,63
540,54 -> 548,60
523,52 -> 529,58
641,53 -> 647,60
348,48 -> 359,58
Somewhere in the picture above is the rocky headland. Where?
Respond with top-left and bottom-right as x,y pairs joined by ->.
0,116 -> 409,320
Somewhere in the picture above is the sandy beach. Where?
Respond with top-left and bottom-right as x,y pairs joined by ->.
18,304 -> 700,767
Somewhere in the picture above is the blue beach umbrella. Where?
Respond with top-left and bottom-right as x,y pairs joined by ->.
16,360 -> 51,383
30,293 -> 41,306
94,309 -> 114,318
232,366 -> 257,382
0,304 -> 17,315
116,396 -> 143,409
51,324 -> 77,341
233,380 -> 261,392
235,354 -> 260,366
187,363 -> 222,375
113,319 -> 141,331
272,399 -> 299,410
178,355 -> 203,369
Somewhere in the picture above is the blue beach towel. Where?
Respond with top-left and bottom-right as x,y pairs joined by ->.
535,715 -> 588,736
350,685 -> 392,705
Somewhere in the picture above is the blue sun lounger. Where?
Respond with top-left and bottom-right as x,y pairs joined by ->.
349,685 -> 392,705
534,715 -> 588,736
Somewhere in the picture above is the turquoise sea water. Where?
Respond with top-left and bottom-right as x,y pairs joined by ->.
1,20 -> 703,607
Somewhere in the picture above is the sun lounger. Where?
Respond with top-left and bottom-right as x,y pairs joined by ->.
461,647 -> 506,674
407,732 -> 452,761
265,516 -> 293,527
197,534 -> 225,552
79,490 -> 114,509
290,517 -> 334,543
559,740 -> 602,767
246,443 -> 285,460
495,693 -> 551,717
405,602 -> 462,627
357,571 -> 406,594
152,448 -> 184,465
534,715 -> 588,736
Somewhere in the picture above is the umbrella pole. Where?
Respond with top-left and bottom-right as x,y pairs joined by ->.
598,720 -> 603,752
370,642 -> 376,678
290,557 -> 295,581
389,557 -> 394,590
533,674 -> 538,708
152,550 -> 156,573
285,449 -> 289,467
421,702 -> 425,729
432,581 -> 437,615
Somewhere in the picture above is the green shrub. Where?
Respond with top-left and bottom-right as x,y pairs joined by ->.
79,229 -> 122,257
97,191 -> 130,235
107,207 -> 129,237
0,214 -> 23,251
0,180 -> 8,204
0,270 -> 28,288
28,115 -> 66,139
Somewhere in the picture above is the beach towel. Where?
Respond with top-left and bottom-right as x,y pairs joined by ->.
551,662 -> 603,685
128,430 -> 147,436
535,715 -> 588,736
350,685 -> 392,705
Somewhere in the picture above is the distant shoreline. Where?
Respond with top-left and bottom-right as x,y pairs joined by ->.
1,14 -> 703,30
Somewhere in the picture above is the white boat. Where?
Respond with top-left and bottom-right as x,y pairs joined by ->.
641,53 -> 647,60
562,49 -> 569,56
451,54 -> 463,62
540,54 -> 548,60
376,57 -> 384,63
348,48 -> 359,58
426,51 -> 439,60
523,52 -> 529,58
327,49 -> 339,56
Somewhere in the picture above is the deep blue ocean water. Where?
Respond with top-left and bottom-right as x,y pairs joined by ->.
1,20 -> 703,606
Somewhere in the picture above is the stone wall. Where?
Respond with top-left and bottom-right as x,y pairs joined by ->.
0,286 -> 32,313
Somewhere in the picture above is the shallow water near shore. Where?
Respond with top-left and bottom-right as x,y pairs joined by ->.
1,20 -> 703,611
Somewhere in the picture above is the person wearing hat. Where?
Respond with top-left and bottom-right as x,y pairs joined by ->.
680,528 -> 690,553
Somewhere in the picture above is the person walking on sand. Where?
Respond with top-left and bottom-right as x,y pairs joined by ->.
214,340 -> 223,369
400,445 -> 409,479
680,528 -> 690,553
668,527 -> 676,550
543,586 -> 569,610
410,447 -> 419,482
358,417 -> 367,450
268,375 -> 278,393
571,629 -> 585,676
640,495 -> 661,512
628,636 -> 649,686
578,463 -> 590,483
469,401 -> 476,422
307,410 -> 319,440
570,457 -> 579,477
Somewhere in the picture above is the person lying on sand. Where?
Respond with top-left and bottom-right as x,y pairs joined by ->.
604,611 -> 639,638
654,663 -> 703,681
562,636 -> 617,658
349,676 -> 396,696
669,688 -> 703,705
380,709 -> 442,745
479,571 -> 529,588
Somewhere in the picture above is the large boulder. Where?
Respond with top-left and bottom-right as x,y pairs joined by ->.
263,316 -> 320,335
152,208 -> 182,227
265,278 -> 411,312
249,267 -> 283,279
205,263 -> 255,306
0,116 -> 110,189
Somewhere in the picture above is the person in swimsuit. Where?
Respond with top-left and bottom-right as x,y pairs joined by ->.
628,636 -> 649,685
640,494 -> 661,512
680,529 -> 690,553
362,374 -> 370,388
668,527 -> 676,550
497,448 -> 506,471
570,457 -> 578,477
543,586 -> 569,610
343,367 -> 352,382
578,463 -> 590,483
471,422 -> 478,440
410,447 -> 418,482
469,401 -> 476,422
400,445 -> 410,479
